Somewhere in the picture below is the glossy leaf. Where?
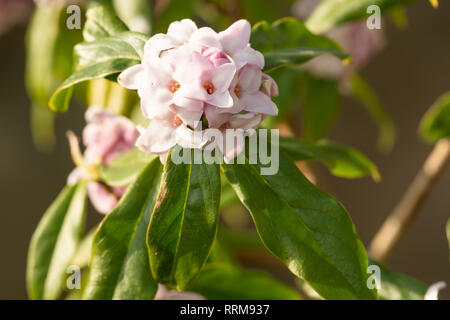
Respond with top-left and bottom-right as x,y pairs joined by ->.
26,3 -> 81,151
419,92 -> 450,143
189,264 -> 301,300
148,147 -> 221,290
83,158 -> 162,300
49,30 -> 147,112
27,183 -> 87,300
306,0 -> 417,34
350,73 -> 396,152
49,59 -> 139,112
369,260 -> 427,300
279,136 -> 380,180
83,4 -> 128,41
75,31 -> 147,67
268,67 -> 303,119
71,225 -> 98,269
221,136 -> 377,300
251,18 -> 347,72
300,73 -> 341,140
100,148 -> 156,187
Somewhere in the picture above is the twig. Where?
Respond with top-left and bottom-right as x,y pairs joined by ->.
369,138 -> 450,263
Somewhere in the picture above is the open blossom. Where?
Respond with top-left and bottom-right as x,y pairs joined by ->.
67,107 -> 139,214
118,18 -> 278,162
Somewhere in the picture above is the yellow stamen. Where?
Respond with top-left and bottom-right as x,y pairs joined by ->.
234,87 -> 241,98
168,80 -> 180,93
204,82 -> 215,94
172,116 -> 183,127
429,0 -> 439,8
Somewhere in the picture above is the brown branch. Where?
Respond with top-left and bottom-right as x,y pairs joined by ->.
369,138 -> 450,263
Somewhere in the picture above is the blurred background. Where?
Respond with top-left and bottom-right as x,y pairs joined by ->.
0,0 -> 449,299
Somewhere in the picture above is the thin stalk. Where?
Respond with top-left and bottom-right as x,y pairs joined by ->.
369,138 -> 450,263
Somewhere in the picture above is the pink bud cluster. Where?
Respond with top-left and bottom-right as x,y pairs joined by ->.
67,107 -> 139,214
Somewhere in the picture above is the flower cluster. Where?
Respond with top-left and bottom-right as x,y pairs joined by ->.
67,107 -> 139,214
118,19 -> 279,162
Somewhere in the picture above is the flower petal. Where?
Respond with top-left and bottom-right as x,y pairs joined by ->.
87,182 -> 119,215
233,46 -> 265,69
118,64 -> 146,90
136,118 -> 177,154
175,125 -> 209,149
229,112 -> 262,130
238,64 -> 261,92
212,62 -> 236,92
173,85 -> 207,107
208,90 -> 233,108
140,86 -> 173,119
219,19 -> 251,54
167,19 -> 198,43
170,105 -> 203,128
240,91 -> 278,116
221,129 -> 245,163
205,105 -> 232,128
262,73 -> 279,97
67,167 -> 90,186
190,27 -> 222,49
144,33 -> 178,60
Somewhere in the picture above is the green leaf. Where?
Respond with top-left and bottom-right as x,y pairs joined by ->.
251,18 -> 348,72
49,30 -> 147,112
306,0 -> 417,34
300,73 -> 341,140
189,264 -> 301,300
221,136 -> 377,300
83,158 -> 162,300
350,73 -> 396,152
279,136 -> 380,180
148,147 -> 221,290
83,4 -> 128,41
268,67 -> 303,119
369,259 -> 427,300
27,182 -> 87,300
100,148 -> 156,187
75,31 -> 148,67
419,92 -> 450,143
49,59 -> 139,112
26,3 -> 81,151
71,225 -> 98,269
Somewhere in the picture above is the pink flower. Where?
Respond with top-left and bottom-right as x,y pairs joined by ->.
82,107 -> 139,165
119,46 -> 205,120
204,112 -> 264,163
118,19 -> 279,163
67,107 -> 138,214
192,19 -> 264,69
135,108 -> 208,158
